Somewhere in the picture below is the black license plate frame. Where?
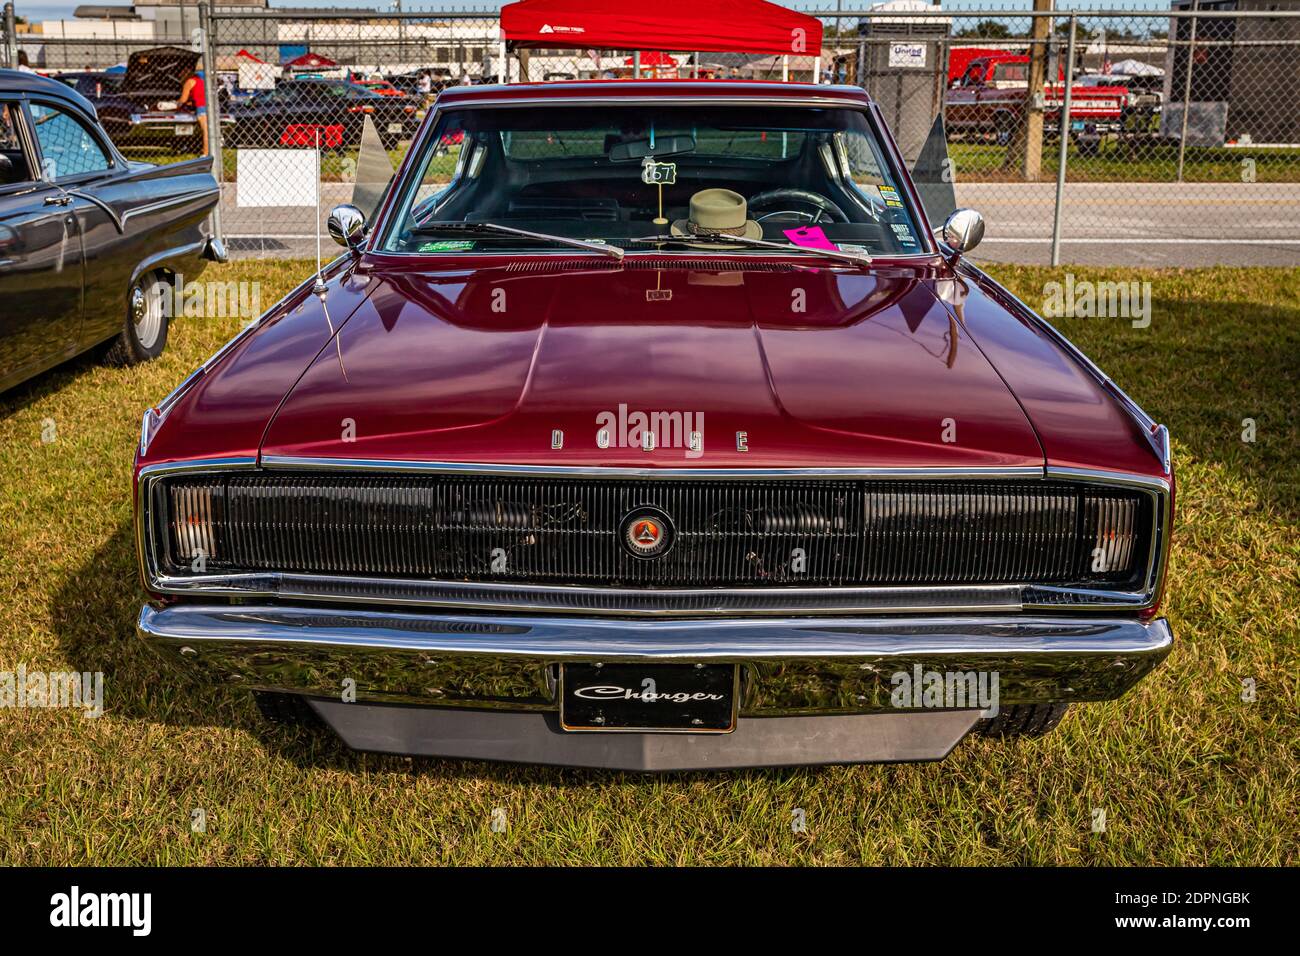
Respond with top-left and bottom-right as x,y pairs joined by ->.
559,663 -> 739,733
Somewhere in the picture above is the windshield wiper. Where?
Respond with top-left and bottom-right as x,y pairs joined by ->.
628,233 -> 873,267
410,221 -> 625,259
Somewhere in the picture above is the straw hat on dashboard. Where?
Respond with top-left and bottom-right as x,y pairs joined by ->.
671,188 -> 762,241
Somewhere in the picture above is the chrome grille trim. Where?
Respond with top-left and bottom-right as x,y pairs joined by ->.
163,475 -> 1137,588
262,455 -> 1050,481
137,459 -> 1169,616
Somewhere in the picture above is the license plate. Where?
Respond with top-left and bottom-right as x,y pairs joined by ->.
387,123 -> 403,134
560,663 -> 738,733
175,124 -> 195,136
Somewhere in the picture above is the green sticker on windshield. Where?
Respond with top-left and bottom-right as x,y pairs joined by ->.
419,240 -> 476,252
878,185 -> 904,208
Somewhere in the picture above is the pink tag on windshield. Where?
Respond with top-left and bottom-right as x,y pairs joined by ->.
783,226 -> 838,251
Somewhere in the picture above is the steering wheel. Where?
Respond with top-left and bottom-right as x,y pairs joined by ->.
747,188 -> 849,225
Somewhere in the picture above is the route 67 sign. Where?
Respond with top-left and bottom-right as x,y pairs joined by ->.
641,158 -> 677,185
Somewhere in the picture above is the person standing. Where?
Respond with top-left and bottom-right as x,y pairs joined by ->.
178,68 -> 208,155
16,51 -> 36,73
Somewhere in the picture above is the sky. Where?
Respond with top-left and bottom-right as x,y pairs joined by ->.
13,1 -> 1182,25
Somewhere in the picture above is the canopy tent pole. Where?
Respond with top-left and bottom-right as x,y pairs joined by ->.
782,55 -> 788,82
498,38 -> 507,83
633,50 -> 641,78
813,55 -> 821,84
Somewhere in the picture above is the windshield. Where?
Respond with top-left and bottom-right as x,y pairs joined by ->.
381,104 -> 927,257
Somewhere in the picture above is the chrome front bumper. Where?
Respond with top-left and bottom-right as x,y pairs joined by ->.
139,602 -> 1170,703
138,605 -> 1171,769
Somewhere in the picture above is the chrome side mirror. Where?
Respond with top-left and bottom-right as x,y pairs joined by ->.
327,204 -> 367,252
941,208 -> 985,256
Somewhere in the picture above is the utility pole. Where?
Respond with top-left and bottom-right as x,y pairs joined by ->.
1176,0 -> 1200,183
198,3 -> 223,246
1005,0 -> 1053,181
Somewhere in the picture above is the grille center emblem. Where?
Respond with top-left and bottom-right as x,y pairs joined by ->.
621,508 -> 674,559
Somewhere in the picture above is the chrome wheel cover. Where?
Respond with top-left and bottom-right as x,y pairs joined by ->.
131,278 -> 166,350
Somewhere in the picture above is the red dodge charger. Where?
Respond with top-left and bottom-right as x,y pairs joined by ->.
133,81 -> 1173,771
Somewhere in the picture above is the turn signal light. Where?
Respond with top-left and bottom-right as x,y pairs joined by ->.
169,482 -> 222,568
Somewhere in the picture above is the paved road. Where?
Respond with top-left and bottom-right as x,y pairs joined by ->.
958,182 -> 1300,267
217,181 -> 1300,268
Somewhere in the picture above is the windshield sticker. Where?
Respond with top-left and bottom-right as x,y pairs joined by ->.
783,225 -> 838,251
418,240 -> 477,252
837,243 -> 870,254
878,185 -> 904,208
890,223 -> 917,246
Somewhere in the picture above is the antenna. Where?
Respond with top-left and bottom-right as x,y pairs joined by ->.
312,126 -> 327,297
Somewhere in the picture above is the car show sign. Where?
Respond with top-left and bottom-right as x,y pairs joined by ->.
642,158 -> 676,225
640,158 -> 678,185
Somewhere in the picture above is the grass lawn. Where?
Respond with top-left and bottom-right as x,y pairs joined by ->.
0,260 -> 1296,865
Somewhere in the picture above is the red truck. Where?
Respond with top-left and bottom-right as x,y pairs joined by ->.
945,53 -> 1128,150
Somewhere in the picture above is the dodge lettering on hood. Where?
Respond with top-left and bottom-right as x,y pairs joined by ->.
134,81 -> 1173,771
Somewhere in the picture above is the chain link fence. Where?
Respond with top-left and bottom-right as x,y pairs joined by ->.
9,3 -> 1297,264
824,4 -> 1300,266
6,3 -> 212,160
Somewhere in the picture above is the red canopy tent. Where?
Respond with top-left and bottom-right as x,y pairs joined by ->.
625,51 -> 680,67
283,52 -> 338,70
623,50 -> 679,79
500,0 -> 823,58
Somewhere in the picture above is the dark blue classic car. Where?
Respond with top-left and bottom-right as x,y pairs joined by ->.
0,69 -> 222,393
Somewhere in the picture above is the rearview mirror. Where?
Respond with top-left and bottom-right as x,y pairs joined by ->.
608,134 -> 696,163
327,204 -> 367,252
941,208 -> 985,256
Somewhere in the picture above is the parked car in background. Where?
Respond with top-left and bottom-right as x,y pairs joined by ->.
54,70 -> 124,103
946,53 -> 1129,149
224,78 -> 419,150
1077,72 -> 1163,136
86,47 -> 214,154
0,69 -> 223,393
353,76 -> 405,97
134,80 -> 1174,772
391,70 -> 458,97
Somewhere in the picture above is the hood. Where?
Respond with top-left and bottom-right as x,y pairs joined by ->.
257,260 -> 1044,470
138,263 -> 376,466
123,47 -> 200,96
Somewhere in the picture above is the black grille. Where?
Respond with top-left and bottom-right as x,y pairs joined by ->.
161,476 -> 1151,589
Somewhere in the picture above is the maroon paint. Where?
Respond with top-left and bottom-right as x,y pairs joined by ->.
138,81 -> 1165,489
